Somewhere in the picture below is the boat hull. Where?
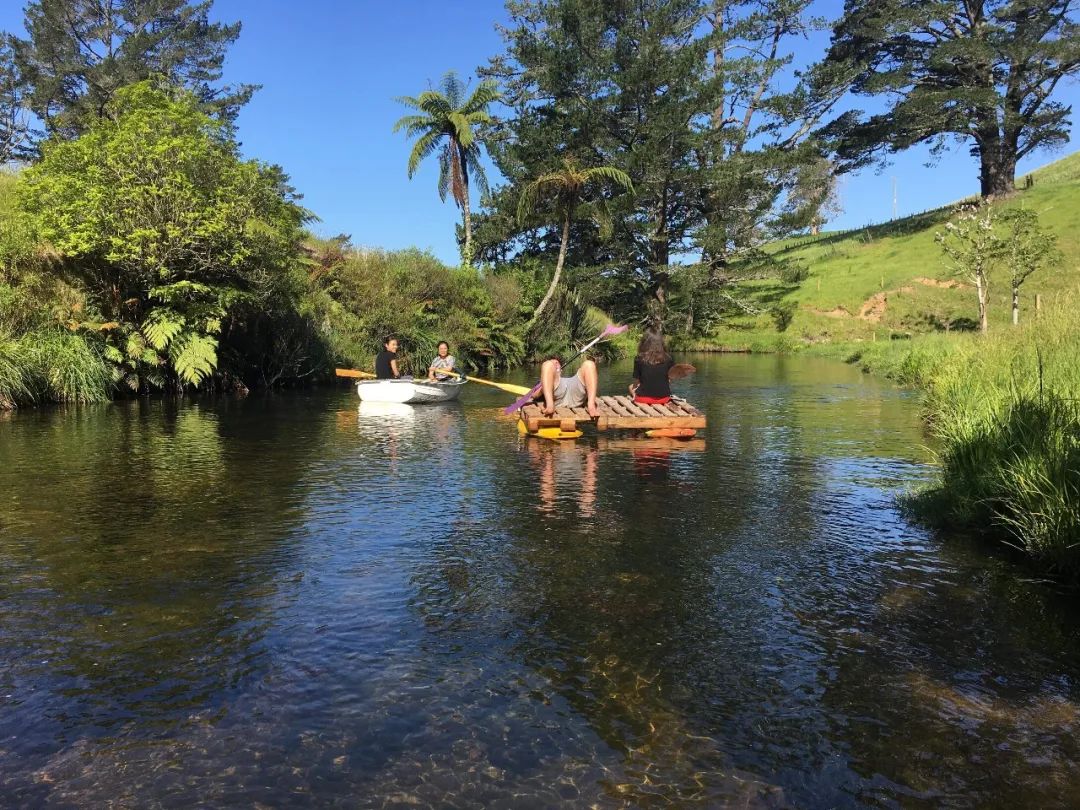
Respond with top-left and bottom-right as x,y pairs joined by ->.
355,378 -> 465,404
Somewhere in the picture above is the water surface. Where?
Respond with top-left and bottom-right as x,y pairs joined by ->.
2,354 -> 1080,807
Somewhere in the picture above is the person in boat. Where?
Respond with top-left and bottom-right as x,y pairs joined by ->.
375,336 -> 401,379
427,341 -> 456,382
539,355 -> 600,418
629,326 -> 675,405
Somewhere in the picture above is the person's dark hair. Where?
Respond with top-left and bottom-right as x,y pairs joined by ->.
636,326 -> 671,365
382,335 -> 396,349
437,341 -> 449,351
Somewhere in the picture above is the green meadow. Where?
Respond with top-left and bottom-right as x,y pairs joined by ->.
696,151 -> 1080,580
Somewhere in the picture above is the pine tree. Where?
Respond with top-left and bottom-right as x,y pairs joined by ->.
817,0 -> 1080,197
13,0 -> 255,143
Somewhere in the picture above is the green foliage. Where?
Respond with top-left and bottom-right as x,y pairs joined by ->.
18,82 -> 308,391
478,0 -> 845,332
839,294 -> 1080,580
515,158 -> 634,331
0,35 -> 30,163
816,0 -> 1080,196
998,207 -> 1062,322
301,241 -> 527,372
0,326 -> 111,408
12,0 -> 254,145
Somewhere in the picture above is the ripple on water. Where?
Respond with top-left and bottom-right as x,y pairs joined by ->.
2,356 -> 1080,807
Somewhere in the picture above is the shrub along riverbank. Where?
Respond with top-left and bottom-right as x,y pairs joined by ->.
0,83 -> 604,410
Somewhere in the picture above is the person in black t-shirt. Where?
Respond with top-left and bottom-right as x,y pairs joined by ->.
375,337 -> 401,379
629,327 -> 675,404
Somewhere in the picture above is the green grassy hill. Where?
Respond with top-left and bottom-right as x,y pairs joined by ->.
701,151 -> 1080,349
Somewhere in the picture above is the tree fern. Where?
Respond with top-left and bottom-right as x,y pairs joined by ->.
142,309 -> 186,351
393,71 -> 499,263
170,333 -> 218,385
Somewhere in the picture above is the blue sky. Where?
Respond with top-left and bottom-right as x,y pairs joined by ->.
3,0 -> 1079,264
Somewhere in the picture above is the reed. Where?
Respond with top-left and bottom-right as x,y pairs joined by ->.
0,328 -> 111,408
848,294 -> 1080,579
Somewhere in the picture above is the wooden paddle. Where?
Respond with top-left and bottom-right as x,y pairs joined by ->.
669,363 -> 696,381
427,368 -> 533,396
336,368 -> 376,379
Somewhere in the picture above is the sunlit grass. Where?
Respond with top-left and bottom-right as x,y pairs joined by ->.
842,296 -> 1080,578
0,328 -> 112,408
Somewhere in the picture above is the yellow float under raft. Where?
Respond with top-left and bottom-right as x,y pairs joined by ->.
517,395 -> 706,440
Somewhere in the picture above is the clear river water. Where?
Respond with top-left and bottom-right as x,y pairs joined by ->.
2,354 -> 1080,808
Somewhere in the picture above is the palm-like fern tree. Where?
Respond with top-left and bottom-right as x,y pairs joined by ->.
393,72 -> 498,264
517,159 -> 634,329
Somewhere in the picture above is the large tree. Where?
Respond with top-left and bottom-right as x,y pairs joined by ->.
0,35 -> 29,163
13,0 -> 254,143
478,0 -> 843,328
393,71 -> 498,265
516,158 -> 633,329
817,0 -> 1080,197
19,82 -> 307,388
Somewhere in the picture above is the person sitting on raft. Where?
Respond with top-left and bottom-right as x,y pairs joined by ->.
375,336 -> 401,379
539,355 -> 600,418
629,326 -> 675,405
427,341 -> 456,381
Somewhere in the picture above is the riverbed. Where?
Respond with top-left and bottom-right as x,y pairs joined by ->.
2,354 -> 1079,807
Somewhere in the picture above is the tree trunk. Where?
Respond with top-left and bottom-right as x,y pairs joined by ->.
975,269 -> 989,333
1012,285 -> 1020,326
979,143 -> 1016,198
460,163 -> 473,265
527,213 -> 570,330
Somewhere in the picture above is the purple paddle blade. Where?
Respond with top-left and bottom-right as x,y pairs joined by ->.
503,382 -> 542,415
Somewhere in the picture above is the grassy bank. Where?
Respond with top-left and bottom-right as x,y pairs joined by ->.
691,152 -> 1080,581
838,303 -> 1079,579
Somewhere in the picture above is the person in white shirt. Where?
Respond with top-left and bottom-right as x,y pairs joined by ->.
427,341 -> 456,381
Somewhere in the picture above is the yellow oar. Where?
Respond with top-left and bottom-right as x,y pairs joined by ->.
338,366 -> 532,397
335,368 -> 376,379
427,368 -> 533,396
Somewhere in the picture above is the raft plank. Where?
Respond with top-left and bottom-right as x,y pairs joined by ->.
517,396 -> 707,434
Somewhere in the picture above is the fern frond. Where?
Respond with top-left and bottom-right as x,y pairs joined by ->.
407,131 -> 442,178
437,148 -> 452,202
170,333 -> 218,386
142,310 -> 185,351
414,89 -> 453,118
392,114 -> 431,134
461,81 -> 500,114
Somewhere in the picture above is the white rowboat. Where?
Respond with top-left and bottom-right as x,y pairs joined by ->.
355,378 -> 466,404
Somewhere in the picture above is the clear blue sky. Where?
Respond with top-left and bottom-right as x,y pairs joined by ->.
2,0 -> 1078,264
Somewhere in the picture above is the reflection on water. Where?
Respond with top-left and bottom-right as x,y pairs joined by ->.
2,356 -> 1080,807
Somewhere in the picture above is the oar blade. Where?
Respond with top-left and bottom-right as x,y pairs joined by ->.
503,382 -> 541,414
668,363 -> 696,381
336,368 -> 375,379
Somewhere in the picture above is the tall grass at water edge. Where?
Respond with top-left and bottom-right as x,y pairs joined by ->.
0,328 -> 111,409
839,299 -> 1080,579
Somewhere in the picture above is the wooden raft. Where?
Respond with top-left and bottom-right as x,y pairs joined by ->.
519,395 -> 706,433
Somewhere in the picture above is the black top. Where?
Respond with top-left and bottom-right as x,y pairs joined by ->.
633,357 -> 674,398
375,350 -> 398,379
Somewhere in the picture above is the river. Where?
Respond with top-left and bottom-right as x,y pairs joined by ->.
2,354 -> 1079,807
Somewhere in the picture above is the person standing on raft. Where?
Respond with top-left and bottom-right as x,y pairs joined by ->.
539,355 -> 601,418
629,327 -> 675,405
